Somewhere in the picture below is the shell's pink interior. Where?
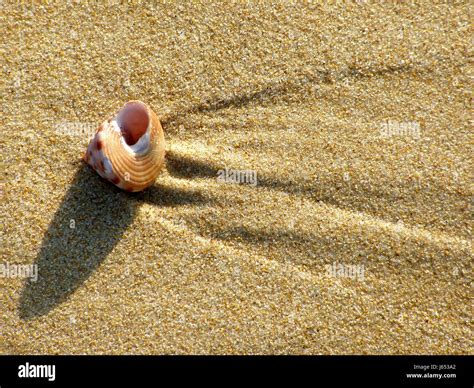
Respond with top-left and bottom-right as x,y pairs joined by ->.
117,102 -> 149,146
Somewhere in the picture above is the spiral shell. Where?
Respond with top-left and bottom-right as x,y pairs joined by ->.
84,100 -> 165,192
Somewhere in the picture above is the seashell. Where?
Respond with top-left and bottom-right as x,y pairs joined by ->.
84,100 -> 165,192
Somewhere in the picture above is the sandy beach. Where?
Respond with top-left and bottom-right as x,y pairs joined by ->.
1,1 -> 472,354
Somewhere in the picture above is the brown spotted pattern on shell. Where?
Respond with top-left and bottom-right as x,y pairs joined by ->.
84,100 -> 165,192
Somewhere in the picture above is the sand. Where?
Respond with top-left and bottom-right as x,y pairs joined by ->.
1,1 -> 472,354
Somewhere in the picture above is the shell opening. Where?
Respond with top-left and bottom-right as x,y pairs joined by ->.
116,101 -> 150,146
